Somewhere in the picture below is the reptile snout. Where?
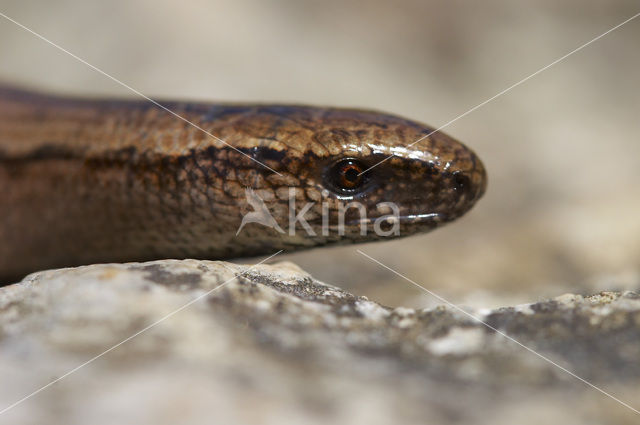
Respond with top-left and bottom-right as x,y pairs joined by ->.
442,147 -> 487,220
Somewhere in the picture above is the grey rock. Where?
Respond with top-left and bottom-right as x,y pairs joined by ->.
0,260 -> 639,425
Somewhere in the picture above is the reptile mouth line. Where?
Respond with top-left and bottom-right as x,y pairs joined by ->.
398,213 -> 446,223
343,212 -> 445,227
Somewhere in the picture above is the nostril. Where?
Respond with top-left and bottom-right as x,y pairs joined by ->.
452,171 -> 470,194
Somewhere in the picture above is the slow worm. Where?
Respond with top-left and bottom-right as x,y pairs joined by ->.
0,86 -> 487,282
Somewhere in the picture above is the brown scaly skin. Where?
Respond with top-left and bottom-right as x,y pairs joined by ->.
0,86 -> 487,283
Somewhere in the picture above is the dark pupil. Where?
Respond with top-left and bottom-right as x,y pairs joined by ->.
325,158 -> 368,194
344,167 -> 359,183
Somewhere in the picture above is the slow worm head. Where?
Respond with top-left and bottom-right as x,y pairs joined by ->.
0,86 -> 487,282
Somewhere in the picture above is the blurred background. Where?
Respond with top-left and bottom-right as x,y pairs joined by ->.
1,0 -> 638,308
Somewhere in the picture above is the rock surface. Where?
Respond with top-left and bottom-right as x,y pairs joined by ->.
0,260 -> 639,425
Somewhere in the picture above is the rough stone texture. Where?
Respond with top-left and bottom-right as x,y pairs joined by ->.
0,260 -> 639,425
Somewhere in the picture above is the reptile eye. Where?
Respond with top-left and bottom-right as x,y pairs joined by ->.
325,158 -> 369,195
